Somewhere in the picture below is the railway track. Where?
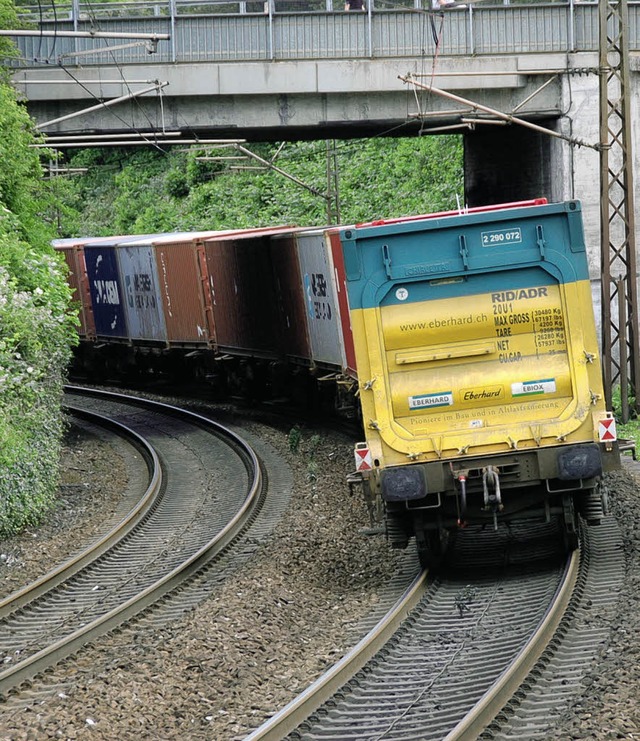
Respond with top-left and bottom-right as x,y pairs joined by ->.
246,516 -> 624,741
0,386 -> 265,701
0,387 -> 627,735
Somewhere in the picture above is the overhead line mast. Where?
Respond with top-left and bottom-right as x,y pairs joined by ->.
599,0 -> 640,421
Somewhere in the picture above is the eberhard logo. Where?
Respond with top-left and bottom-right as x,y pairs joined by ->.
462,386 -> 503,402
409,391 -> 453,410
405,263 -> 448,276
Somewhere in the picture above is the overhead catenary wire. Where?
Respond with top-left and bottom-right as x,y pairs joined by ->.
35,81 -> 169,130
32,138 -> 247,148
26,0 -> 174,147
18,0 -> 457,160
39,63 -> 176,152
399,73 -> 600,150
25,3 -> 463,178
60,69 -> 170,147
83,0 -> 172,136
43,132 -> 182,142
0,30 -> 170,40
16,9 -> 444,163
49,0 -> 57,61
15,78 -> 163,84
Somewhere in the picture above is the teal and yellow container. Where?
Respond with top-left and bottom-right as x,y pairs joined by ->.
339,200 -> 619,565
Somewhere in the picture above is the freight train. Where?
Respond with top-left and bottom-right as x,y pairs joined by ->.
56,198 -> 620,568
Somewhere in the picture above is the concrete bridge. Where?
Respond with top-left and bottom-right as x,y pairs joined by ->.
9,1 -> 639,249
12,2 -> 618,140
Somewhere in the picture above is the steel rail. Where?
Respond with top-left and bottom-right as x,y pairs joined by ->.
0,387 -> 264,698
246,542 -> 579,740
444,549 -> 580,741
0,403 -> 162,615
244,568 -> 429,741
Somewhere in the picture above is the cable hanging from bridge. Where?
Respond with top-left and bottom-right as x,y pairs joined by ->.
399,73 -> 601,151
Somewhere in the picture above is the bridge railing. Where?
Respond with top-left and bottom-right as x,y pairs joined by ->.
10,1 -> 628,66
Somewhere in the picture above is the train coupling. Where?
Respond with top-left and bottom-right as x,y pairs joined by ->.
482,466 -> 503,529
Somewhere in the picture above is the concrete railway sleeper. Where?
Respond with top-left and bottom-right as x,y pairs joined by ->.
245,516 -> 624,740
0,387 -> 264,701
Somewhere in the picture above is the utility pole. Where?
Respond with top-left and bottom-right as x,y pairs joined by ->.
599,0 -> 640,420
325,140 -> 341,225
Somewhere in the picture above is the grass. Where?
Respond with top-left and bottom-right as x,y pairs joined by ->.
616,419 -> 640,460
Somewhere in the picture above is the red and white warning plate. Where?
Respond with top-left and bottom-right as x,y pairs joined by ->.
598,416 -> 617,443
354,443 -> 372,471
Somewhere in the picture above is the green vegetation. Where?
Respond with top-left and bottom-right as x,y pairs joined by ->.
612,385 -> 640,455
58,136 -> 464,236
286,426 -> 323,482
0,15 -> 77,537
1,0 -> 463,539
288,425 -> 302,454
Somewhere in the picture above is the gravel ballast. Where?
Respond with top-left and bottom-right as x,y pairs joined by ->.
0,411 -> 639,740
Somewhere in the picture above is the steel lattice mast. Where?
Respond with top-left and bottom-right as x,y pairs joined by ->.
599,0 -> 640,420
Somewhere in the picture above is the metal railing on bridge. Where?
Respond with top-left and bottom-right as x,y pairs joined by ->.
10,0 -> 636,65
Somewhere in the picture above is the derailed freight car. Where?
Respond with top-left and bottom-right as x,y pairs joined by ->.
338,200 -> 620,567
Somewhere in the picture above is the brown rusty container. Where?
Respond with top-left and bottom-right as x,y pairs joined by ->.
268,231 -> 310,363
148,229 -> 286,347
148,232 -> 219,346
203,227 -> 294,357
53,238 -> 96,340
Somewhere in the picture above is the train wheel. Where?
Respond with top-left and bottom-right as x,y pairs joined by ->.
416,528 -> 449,572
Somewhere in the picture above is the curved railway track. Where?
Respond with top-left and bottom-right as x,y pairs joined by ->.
246,515 -> 624,741
0,386 -> 264,701
0,386 -> 627,736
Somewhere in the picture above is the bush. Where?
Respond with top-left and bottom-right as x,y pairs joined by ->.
0,260 -> 73,536
0,76 -> 77,537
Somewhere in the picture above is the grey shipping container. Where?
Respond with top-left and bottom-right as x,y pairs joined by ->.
116,241 -> 167,344
294,229 -> 345,369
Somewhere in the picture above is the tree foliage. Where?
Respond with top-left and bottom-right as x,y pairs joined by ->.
59,135 -> 464,235
0,0 -> 22,69
0,21 -> 77,536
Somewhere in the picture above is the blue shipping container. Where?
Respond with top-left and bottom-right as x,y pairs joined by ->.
84,244 -> 128,339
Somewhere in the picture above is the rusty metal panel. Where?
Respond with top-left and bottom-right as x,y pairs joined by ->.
153,239 -> 212,346
327,229 -> 357,378
203,228 -> 292,357
146,229 -> 279,347
269,232 -> 310,362
54,241 -> 96,340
